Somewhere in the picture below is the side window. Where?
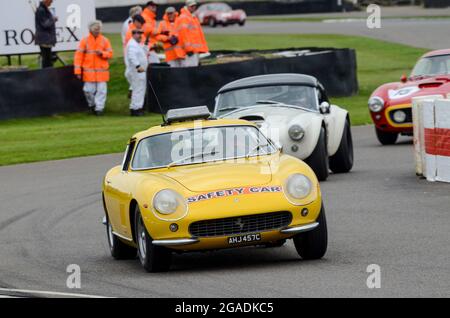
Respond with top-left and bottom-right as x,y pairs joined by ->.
122,139 -> 136,171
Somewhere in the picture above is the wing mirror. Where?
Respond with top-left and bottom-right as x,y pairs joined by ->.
319,101 -> 331,115
400,74 -> 408,83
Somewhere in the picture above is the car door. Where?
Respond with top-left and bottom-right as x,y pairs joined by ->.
104,140 -> 136,239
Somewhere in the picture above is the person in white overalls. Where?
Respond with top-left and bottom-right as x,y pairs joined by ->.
125,29 -> 149,117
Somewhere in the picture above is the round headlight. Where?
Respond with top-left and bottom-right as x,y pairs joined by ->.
368,97 -> 384,113
153,189 -> 186,215
288,125 -> 305,141
285,174 -> 312,200
393,110 -> 406,123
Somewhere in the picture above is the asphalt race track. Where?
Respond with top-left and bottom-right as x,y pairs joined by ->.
0,125 -> 449,298
204,19 -> 450,50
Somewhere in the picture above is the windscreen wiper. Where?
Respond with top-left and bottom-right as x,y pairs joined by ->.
256,100 -> 282,104
219,107 -> 239,112
167,150 -> 221,168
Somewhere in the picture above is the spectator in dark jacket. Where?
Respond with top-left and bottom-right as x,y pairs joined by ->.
35,0 -> 58,68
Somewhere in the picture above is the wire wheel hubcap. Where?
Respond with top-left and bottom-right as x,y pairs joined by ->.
138,218 -> 147,260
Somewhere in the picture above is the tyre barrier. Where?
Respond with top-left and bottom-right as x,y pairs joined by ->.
413,97 -> 450,183
423,0 -> 450,8
147,47 -> 358,113
0,66 -> 87,120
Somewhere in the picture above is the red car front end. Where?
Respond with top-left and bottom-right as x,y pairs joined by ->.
196,3 -> 246,27
369,49 -> 450,145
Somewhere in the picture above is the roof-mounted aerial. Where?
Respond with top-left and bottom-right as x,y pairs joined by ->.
165,106 -> 212,125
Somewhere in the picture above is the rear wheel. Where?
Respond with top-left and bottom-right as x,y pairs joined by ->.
135,207 -> 172,272
293,205 -> 328,260
106,216 -> 137,260
329,119 -> 354,173
376,127 -> 398,145
305,127 -> 329,181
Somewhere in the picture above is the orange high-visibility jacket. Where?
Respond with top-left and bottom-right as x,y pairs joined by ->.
124,23 -> 154,47
157,14 -> 186,62
141,8 -> 159,46
176,7 -> 209,54
74,34 -> 113,82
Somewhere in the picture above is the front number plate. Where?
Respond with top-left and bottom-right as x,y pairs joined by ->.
228,233 -> 261,245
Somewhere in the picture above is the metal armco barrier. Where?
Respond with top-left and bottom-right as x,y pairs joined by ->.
0,66 -> 87,120
147,48 -> 358,113
413,97 -> 450,183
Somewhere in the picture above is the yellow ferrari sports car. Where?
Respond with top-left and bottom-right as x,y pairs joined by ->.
103,106 -> 327,272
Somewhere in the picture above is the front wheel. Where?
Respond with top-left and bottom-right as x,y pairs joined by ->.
293,205 -> 328,260
375,127 -> 398,145
135,207 -> 172,272
329,119 -> 354,173
305,127 -> 329,181
209,18 -> 217,27
106,216 -> 137,260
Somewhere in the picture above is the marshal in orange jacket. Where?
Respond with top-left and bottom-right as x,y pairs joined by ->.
141,8 -> 159,47
157,14 -> 186,62
74,34 -> 113,82
176,7 -> 209,54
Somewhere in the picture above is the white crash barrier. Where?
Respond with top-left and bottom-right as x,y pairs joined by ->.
412,97 -> 450,183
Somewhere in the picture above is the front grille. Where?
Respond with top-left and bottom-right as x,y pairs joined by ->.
389,107 -> 412,124
189,212 -> 292,238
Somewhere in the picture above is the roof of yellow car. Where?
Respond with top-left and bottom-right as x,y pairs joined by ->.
132,118 -> 256,140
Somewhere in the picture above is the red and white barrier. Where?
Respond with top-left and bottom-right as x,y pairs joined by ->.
413,97 -> 450,183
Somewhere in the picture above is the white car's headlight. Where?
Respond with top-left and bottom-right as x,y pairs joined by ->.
288,125 -> 305,141
153,189 -> 186,215
284,174 -> 312,200
368,96 -> 384,113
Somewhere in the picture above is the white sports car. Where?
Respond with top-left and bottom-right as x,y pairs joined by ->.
213,74 -> 353,181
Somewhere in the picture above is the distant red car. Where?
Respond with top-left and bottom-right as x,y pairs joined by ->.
369,49 -> 450,145
195,2 -> 246,27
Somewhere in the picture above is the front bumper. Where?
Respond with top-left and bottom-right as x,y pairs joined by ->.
371,103 -> 413,132
151,222 -> 319,249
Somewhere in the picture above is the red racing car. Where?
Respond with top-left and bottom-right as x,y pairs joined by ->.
195,2 -> 246,27
368,49 -> 450,145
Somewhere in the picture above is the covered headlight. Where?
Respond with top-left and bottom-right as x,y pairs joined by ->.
153,189 -> 186,215
368,96 -> 384,112
284,174 -> 312,200
288,125 -> 305,141
393,110 -> 406,123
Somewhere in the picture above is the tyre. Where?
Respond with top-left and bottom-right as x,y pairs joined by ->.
293,204 -> 328,260
106,216 -> 137,260
329,119 -> 354,173
135,207 -> 172,272
305,127 -> 329,181
209,18 -> 217,27
239,20 -> 246,26
264,240 -> 286,248
375,127 -> 398,145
